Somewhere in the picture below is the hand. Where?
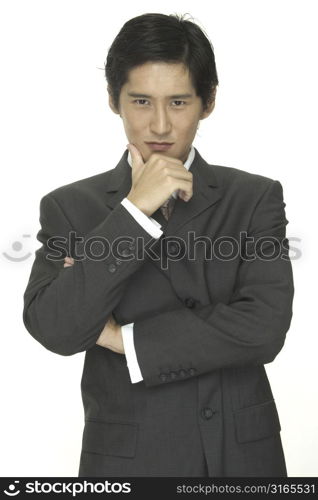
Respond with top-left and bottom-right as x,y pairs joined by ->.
63,257 -> 124,354
126,143 -> 193,217
96,313 -> 125,355
63,256 -> 74,268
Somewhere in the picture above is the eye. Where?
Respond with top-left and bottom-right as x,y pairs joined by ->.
172,100 -> 186,107
134,99 -> 149,105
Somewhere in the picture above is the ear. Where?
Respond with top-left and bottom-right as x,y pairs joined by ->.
200,87 -> 217,120
107,86 -> 121,115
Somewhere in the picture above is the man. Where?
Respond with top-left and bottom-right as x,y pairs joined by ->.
23,13 -> 294,477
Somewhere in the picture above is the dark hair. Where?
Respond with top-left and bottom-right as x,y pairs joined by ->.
105,13 -> 218,113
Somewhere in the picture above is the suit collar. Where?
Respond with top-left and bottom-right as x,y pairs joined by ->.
105,147 -> 222,235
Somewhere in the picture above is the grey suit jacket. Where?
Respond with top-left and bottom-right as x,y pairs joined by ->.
22,147 -> 294,476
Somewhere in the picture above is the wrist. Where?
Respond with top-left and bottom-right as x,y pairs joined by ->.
126,194 -> 151,217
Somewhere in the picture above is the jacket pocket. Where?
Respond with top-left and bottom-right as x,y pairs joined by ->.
82,419 -> 138,458
234,399 -> 281,444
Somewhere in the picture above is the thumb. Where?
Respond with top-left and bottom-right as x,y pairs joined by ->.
127,143 -> 144,171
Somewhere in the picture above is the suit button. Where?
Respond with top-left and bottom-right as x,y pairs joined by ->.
115,259 -> 122,266
170,371 -> 178,380
169,243 -> 179,255
201,407 -> 215,420
185,297 -> 196,308
121,247 -> 131,257
159,373 -> 168,382
178,369 -> 187,377
108,263 -> 117,273
189,367 -> 197,376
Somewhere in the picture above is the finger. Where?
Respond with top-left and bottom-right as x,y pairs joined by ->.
64,259 -> 74,265
64,257 -> 74,268
170,178 -> 193,200
163,168 -> 193,181
178,190 -> 191,201
127,143 -> 144,171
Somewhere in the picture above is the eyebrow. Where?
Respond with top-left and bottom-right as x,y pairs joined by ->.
127,92 -> 193,99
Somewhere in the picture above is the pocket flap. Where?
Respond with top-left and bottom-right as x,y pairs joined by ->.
234,399 -> 281,444
82,419 -> 138,458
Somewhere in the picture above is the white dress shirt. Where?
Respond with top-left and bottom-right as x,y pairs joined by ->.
120,145 -> 195,382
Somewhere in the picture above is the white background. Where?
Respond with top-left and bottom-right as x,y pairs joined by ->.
0,0 -> 317,477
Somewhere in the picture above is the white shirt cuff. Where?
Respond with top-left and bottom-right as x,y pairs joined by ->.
121,197 -> 163,239
121,322 -> 143,383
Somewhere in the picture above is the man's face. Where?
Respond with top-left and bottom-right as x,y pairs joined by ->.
108,61 -> 215,164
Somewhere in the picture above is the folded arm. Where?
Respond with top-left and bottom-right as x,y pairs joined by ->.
130,180 -> 294,387
23,193 -> 162,356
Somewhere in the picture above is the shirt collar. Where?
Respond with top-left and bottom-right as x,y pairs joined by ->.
127,145 -> 195,199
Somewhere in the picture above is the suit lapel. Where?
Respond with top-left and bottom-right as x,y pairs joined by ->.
162,148 -> 222,236
104,150 -> 132,210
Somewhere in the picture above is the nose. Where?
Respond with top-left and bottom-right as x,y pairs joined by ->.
150,105 -> 172,136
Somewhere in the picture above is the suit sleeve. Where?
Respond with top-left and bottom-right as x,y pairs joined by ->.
22,193 -> 159,356
133,180 -> 294,388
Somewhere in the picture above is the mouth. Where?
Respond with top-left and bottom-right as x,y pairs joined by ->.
145,142 -> 174,151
